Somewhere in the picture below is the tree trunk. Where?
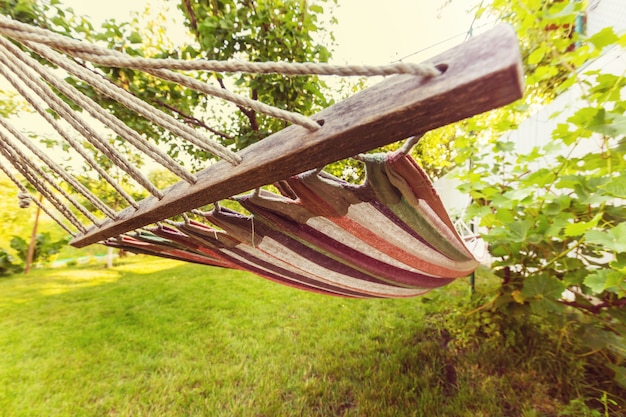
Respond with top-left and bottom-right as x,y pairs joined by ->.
24,194 -> 43,274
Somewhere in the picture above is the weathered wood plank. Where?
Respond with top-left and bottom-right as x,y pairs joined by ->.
71,24 -> 523,248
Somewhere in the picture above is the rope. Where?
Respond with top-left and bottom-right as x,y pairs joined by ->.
0,36 -> 197,185
0,40 -> 164,200
0,15 -> 447,243
0,15 -> 441,134
0,16 -> 441,77
0,157 -> 77,236
0,118 -> 117,219
0,132 -> 102,226
130,65 -> 323,131
70,53 -> 443,78
32,196 -> 78,237
0,150 -> 88,233
23,40 -> 243,165
399,135 -> 423,154
17,190 -> 31,208
0,47 -> 140,209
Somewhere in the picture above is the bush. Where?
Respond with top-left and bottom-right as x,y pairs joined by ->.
10,233 -> 69,267
0,248 -> 20,277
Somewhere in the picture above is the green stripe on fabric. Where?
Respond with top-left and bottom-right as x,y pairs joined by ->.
363,153 -> 402,205
361,153 -> 474,262
387,198 -> 474,262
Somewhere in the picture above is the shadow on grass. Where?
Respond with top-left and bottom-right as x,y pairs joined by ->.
1,256 -> 615,416
0,256 -> 186,307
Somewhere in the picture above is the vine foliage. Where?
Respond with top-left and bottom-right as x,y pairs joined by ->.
453,0 -> 626,391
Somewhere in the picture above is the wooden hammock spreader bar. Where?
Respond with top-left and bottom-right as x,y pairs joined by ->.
71,24 -> 523,248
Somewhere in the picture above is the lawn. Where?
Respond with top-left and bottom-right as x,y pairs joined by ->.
0,255 -> 619,416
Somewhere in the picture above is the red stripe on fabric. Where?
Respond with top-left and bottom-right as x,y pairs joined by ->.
106,236 -> 230,267
205,209 -> 424,296
152,225 -> 235,269
241,201 -> 455,289
326,212 -> 477,278
175,221 -> 370,298
386,153 -> 460,240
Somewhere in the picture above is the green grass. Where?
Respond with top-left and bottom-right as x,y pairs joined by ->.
0,256 -> 622,416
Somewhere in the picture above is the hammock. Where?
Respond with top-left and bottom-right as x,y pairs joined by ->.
0,18 -> 523,297
105,150 -> 479,298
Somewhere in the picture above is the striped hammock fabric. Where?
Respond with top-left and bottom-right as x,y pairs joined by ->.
105,151 -> 479,298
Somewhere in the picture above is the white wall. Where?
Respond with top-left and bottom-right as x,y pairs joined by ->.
587,0 -> 626,35
509,0 -> 626,157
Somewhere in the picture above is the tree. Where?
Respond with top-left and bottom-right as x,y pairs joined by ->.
1,0 -> 336,168
178,0 -> 335,149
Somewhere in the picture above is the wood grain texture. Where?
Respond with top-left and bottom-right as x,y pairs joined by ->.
71,24 -> 524,248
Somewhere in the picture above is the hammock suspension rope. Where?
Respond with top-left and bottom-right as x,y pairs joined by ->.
0,17 -> 524,298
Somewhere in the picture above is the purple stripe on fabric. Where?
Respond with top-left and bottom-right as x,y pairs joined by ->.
240,201 -> 455,289
151,226 -> 234,268
369,199 -> 440,252
105,238 -> 227,267
179,222 -> 369,298
209,206 -> 420,289
227,246 -> 373,298
171,219 -> 363,296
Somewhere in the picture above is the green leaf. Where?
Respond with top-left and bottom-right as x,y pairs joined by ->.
585,223 -> 626,253
128,31 -> 142,44
588,111 -> 626,137
527,47 -> 545,65
530,297 -> 565,315
584,269 -> 623,293
494,207 -> 515,223
522,274 -> 566,299
546,1 -> 576,18
610,254 -> 626,274
568,106 -> 601,129
581,326 -> 626,355
563,213 -> 602,237
587,27 -> 619,50
530,65 -> 558,82
505,220 -> 534,243
607,364 -> 626,389
600,174 -> 626,199
525,168 -> 555,187
606,273 -> 626,294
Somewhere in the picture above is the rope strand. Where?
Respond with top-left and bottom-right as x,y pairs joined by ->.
0,14 -> 446,244
0,16 -> 442,77
0,157 -> 77,236
24,40 -> 243,165
0,36 -> 198,184
0,118 -> 117,219
0,41 -> 164,200
0,48 -> 141,209
0,149 -> 88,233
0,133 -> 103,225
0,15 -> 441,134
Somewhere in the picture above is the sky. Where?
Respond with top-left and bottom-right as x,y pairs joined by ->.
61,0 -> 485,65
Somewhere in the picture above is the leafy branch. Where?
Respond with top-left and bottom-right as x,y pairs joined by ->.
152,98 -> 233,140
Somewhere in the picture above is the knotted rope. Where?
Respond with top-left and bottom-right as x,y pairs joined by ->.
1,157 -> 76,235
17,191 -> 31,209
0,15 -> 441,77
0,15 -> 441,136
0,14 -> 443,241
